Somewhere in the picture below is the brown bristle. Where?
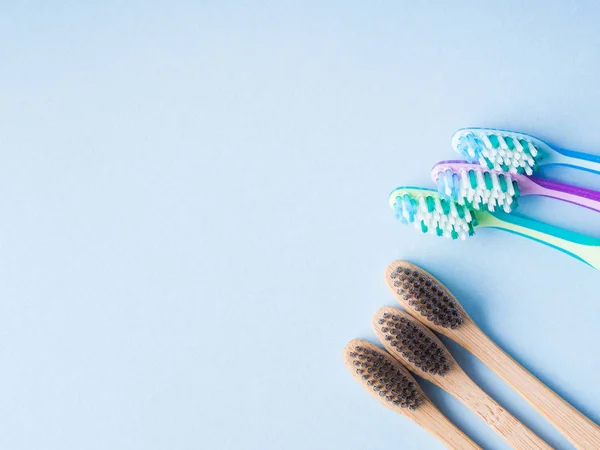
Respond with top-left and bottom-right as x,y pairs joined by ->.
389,264 -> 463,329
343,340 -> 424,410
375,309 -> 452,376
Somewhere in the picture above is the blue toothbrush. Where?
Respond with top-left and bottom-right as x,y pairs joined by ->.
453,127 -> 600,176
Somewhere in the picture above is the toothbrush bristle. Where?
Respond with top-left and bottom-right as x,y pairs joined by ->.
454,130 -> 541,175
375,308 -> 452,376
343,340 -> 424,410
390,190 -> 477,240
434,166 -> 520,213
389,264 -> 464,329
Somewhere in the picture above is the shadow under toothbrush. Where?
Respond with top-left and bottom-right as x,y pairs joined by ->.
385,259 -> 600,449
443,336 -> 572,450
387,294 -> 572,450
449,281 -> 600,429
417,377 -> 505,449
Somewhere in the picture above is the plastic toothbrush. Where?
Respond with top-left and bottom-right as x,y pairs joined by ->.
453,127 -> 600,175
431,160 -> 600,214
389,186 -> 600,269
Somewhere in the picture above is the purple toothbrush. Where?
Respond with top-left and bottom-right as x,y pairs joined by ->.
431,160 -> 600,213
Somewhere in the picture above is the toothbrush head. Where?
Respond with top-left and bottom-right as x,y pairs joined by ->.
388,186 -> 478,240
431,160 -> 522,213
385,261 -> 465,330
343,339 -> 425,411
373,307 -> 453,377
452,128 -> 546,175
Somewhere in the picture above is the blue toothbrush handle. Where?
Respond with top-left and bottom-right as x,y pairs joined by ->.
554,147 -> 600,174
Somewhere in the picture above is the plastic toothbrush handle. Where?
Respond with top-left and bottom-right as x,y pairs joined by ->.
479,212 -> 600,269
554,147 -> 600,174
530,176 -> 600,212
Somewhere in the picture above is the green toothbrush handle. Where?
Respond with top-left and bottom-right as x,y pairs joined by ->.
479,212 -> 600,269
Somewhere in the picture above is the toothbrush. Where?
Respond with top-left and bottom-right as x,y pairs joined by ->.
343,339 -> 481,449
389,186 -> 600,269
431,160 -> 600,214
373,306 -> 551,450
453,127 -> 600,175
384,261 -> 600,450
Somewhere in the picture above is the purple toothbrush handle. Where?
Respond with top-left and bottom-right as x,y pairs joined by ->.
530,176 -> 600,212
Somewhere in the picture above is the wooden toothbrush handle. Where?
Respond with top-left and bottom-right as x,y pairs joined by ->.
460,326 -> 600,449
415,400 -> 482,449
449,372 -> 551,449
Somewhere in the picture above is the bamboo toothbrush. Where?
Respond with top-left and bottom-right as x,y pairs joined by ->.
343,339 -> 481,449
389,186 -> 600,269
432,160 -> 600,214
384,260 -> 600,449
373,306 -> 551,450
452,127 -> 600,175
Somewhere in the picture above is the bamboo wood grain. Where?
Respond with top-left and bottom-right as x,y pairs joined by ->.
344,340 -> 481,449
385,261 -> 600,450
373,306 -> 551,450
409,399 -> 482,450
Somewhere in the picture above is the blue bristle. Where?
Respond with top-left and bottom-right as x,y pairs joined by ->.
458,134 -> 485,162
402,196 -> 415,223
451,172 -> 460,199
437,170 -> 457,200
456,136 -> 473,161
393,196 -> 404,221
466,134 -> 484,156
436,175 -> 446,198
444,170 -> 453,197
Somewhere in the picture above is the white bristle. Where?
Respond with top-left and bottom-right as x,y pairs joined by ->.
455,131 -> 541,176
507,179 -> 515,197
530,144 -> 538,157
444,174 -> 452,196
437,167 -> 519,213
449,202 -> 458,218
392,189 -> 479,240
491,172 -> 501,194
482,134 -> 493,148
514,139 -> 524,151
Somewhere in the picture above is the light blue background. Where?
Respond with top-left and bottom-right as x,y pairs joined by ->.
2,1 -> 600,449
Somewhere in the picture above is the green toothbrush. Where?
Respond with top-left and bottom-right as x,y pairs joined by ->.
390,186 -> 600,269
